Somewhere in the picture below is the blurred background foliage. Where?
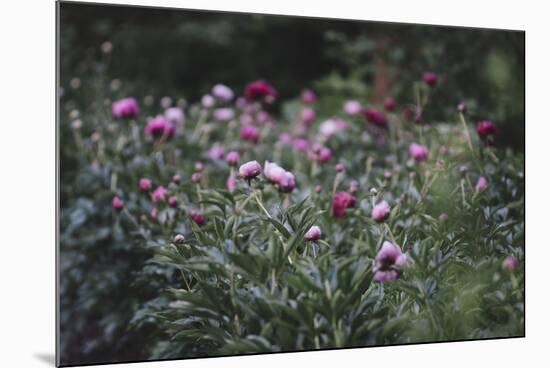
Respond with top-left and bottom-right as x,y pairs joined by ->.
60,2 -> 524,149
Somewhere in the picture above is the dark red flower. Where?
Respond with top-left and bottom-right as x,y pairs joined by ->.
190,209 -> 205,225
362,108 -> 387,126
423,71 -> 438,87
331,191 -> 356,218
244,80 -> 278,101
383,97 -> 395,112
476,120 -> 498,137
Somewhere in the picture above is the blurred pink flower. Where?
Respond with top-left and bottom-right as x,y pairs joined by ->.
304,225 -> 322,241
240,124 -> 260,144
335,163 -> 345,172
301,89 -> 316,104
256,111 -> 270,124
201,94 -> 215,108
151,186 -> 168,203
343,100 -> 361,115
212,83 -> 234,101
111,196 -> 124,210
279,171 -> 296,193
164,107 -> 185,127
213,108 -> 235,122
292,138 -> 310,151
144,116 -> 176,138
371,200 -> 391,222
264,161 -> 296,193
191,172 -> 201,183
208,144 -> 225,160
409,143 -> 429,161
239,160 -> 262,179
226,175 -> 237,192
112,97 -> 139,119
319,118 -> 348,138
139,178 -> 152,191
278,132 -> 292,145
423,71 -> 438,87
225,151 -> 240,166
502,255 -> 519,271
475,176 -> 488,192
332,191 -> 356,218
373,241 -> 407,282
383,97 -> 395,112
349,180 -> 359,194
168,195 -> 178,207
301,107 -> 316,125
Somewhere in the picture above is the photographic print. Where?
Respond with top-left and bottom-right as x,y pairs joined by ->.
57,1 -> 525,366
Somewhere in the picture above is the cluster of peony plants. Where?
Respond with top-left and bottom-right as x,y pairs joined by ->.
61,73 -> 523,362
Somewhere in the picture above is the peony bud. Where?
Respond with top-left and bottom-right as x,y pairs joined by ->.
304,225 -> 322,241
239,160 -> 262,179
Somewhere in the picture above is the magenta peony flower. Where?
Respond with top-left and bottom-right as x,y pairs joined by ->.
423,71 -> 438,87
335,163 -> 345,172
240,123 -> 260,144
502,255 -> 519,271
309,144 -> 332,163
373,241 -> 407,282
225,151 -> 240,166
371,200 -> 391,222
475,176 -> 488,192
331,191 -> 356,218
164,107 -> 185,127
168,195 -> 178,207
144,116 -> 176,138
190,209 -> 205,225
409,143 -> 429,161
301,107 -> 316,125
151,186 -> 168,203
139,178 -> 152,191
111,196 -> 124,210
363,108 -> 387,126
112,97 -> 139,119
383,97 -> 395,112
343,100 -> 361,115
476,120 -> 498,138
264,161 -> 296,193
301,89 -> 316,104
239,160 -> 262,179
226,175 -> 237,192
191,172 -> 201,183
304,225 -> 322,241
244,79 -> 278,101
212,83 -> 234,101
213,107 -> 235,122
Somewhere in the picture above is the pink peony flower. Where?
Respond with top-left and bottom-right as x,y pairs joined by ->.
168,195 -> 178,207
256,111 -> 270,124
475,176 -> 488,192
164,107 -> 185,127
240,124 -> 260,144
139,178 -> 152,191
304,225 -> 322,241
244,79 -> 278,101
457,101 -> 467,113
423,71 -> 438,87
476,120 -> 498,138
349,180 -> 359,194
335,163 -> 345,172
201,94 -> 215,108
363,108 -> 387,126
226,175 -> 237,192
150,207 -> 158,219
332,191 -> 356,218
151,186 -> 168,203
144,116 -> 176,138
502,255 -> 519,271
111,196 -> 124,210
239,160 -> 262,179
208,144 -> 225,160
191,172 -> 201,183
278,171 -> 296,193
373,241 -> 407,282
112,97 -> 139,119
301,107 -> 316,125
213,107 -> 235,122
278,132 -> 292,145
371,200 -> 391,222
383,97 -> 395,112
225,151 -> 240,166
212,84 -> 234,101
264,161 -> 296,193
301,89 -> 316,104
409,143 -> 429,161
319,118 -> 348,137
343,100 -> 361,115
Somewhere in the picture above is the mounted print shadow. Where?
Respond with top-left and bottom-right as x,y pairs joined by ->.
57,1 -> 525,366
